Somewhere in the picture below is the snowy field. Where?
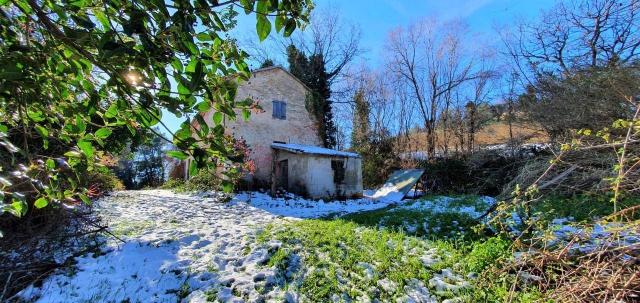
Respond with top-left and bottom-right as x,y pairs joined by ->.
16,190 -> 403,302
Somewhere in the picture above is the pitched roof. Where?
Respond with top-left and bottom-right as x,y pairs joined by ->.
271,143 -> 361,158
251,66 -> 312,93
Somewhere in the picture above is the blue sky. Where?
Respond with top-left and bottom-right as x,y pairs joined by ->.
161,0 -> 558,134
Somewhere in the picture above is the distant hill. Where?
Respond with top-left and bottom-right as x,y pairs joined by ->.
398,121 -> 548,155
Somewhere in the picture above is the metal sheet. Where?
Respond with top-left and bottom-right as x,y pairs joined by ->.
371,169 -> 426,202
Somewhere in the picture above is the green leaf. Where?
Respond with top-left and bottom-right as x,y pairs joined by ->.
35,125 -> 49,137
196,32 -> 212,41
195,101 -> 211,112
79,193 -> 91,205
75,115 -> 87,133
256,15 -> 271,41
46,159 -> 56,169
242,109 -> 251,122
167,150 -> 189,160
189,160 -> 198,177
221,180 -> 233,193
104,104 -> 119,118
10,200 -> 27,217
256,0 -> 269,14
275,14 -> 285,33
77,140 -> 94,157
239,0 -> 254,14
213,112 -> 223,125
95,128 -> 112,139
284,18 -> 296,37
34,197 -> 49,209
64,151 -> 82,158
27,110 -> 45,122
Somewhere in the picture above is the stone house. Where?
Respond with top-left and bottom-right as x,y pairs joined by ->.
193,66 -> 363,199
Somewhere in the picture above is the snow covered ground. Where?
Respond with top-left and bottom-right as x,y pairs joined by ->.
15,190 -> 402,303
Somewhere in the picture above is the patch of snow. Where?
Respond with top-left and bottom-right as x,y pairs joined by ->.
428,269 -> 471,293
17,190 -> 290,302
401,278 -> 437,303
15,190 -> 429,302
392,196 -> 495,218
377,278 -> 398,293
236,191 -> 397,218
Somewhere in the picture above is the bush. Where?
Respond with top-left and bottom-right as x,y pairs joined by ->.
161,168 -> 221,192
84,167 -> 125,193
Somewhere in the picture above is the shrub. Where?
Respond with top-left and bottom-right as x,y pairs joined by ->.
84,167 -> 125,193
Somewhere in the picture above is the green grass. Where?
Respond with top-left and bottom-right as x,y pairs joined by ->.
249,194 -> 558,302
255,218 -> 546,302
340,195 -> 491,241
258,220 -> 435,301
531,194 -> 640,223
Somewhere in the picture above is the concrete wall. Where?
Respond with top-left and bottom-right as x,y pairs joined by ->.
201,67 -> 321,186
274,151 -> 363,199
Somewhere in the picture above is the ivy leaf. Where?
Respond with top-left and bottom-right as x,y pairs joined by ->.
167,150 -> 189,160
94,128 -> 112,139
34,197 -> 49,209
256,15 -> 271,41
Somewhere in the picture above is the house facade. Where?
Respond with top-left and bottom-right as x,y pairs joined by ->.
196,66 -> 362,198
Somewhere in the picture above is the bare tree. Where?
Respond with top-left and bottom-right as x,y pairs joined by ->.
385,19 -> 476,159
504,0 -> 640,79
243,5 -> 363,91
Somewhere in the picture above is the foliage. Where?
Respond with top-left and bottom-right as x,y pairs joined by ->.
257,220 -> 434,302
0,0 -> 313,220
341,195 -> 491,241
287,44 -> 337,148
464,237 -> 511,273
259,58 -> 275,68
521,67 -> 639,140
85,166 -> 125,193
351,89 -> 370,150
173,167 -> 221,192
132,135 -> 167,189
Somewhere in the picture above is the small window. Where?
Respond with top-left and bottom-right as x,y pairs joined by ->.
272,101 -> 286,120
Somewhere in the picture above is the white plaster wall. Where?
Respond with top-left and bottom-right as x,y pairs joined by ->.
274,151 -> 363,199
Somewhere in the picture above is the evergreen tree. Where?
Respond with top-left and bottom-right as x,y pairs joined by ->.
351,90 -> 370,150
287,45 -> 337,148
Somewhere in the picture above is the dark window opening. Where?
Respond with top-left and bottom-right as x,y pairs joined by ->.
331,160 -> 345,184
272,101 -> 286,119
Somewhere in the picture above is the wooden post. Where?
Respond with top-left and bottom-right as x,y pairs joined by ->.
271,149 -> 278,196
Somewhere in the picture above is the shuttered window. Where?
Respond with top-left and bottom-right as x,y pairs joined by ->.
272,101 -> 286,120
